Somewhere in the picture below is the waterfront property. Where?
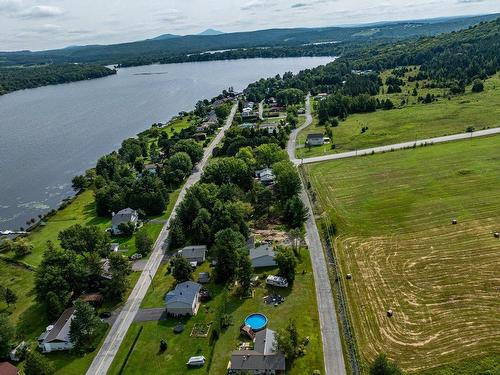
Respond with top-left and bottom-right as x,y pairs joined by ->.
38,307 -> 75,353
165,281 -> 202,316
111,208 -> 139,234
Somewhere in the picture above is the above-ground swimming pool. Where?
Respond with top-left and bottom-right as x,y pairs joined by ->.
245,313 -> 268,331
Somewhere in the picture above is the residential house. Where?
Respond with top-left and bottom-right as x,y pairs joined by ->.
250,243 -> 277,268
0,362 -> 19,375
306,133 -> 325,146
178,245 -> 207,264
143,163 -> 158,175
37,307 -> 75,353
111,208 -> 139,235
228,328 -> 286,374
165,281 -> 202,316
255,168 -> 275,185
238,122 -> 256,129
260,123 -> 280,134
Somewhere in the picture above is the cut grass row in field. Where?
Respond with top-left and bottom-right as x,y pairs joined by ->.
303,135 -> 500,373
297,73 -> 500,158
111,249 -> 324,375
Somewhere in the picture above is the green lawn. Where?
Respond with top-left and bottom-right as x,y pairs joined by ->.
303,135 -> 500,373
0,260 -> 46,339
112,249 -> 324,374
297,73 -> 500,158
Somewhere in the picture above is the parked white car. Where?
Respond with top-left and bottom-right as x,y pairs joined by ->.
266,275 -> 289,288
130,253 -> 143,260
186,355 -> 206,367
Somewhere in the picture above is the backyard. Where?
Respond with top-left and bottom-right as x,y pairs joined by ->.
303,135 -> 500,373
296,73 -> 500,158
110,248 -> 324,374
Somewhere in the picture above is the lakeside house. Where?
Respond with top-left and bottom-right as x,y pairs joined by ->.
38,307 -> 75,353
111,208 -> 139,235
306,133 -> 325,146
165,281 -> 202,316
0,362 -> 19,375
228,328 -> 286,374
249,243 -> 277,268
178,245 -> 207,265
255,168 -> 275,185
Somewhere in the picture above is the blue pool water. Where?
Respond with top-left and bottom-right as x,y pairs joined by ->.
245,313 -> 268,331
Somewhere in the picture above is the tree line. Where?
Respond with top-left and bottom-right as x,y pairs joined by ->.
0,64 -> 116,96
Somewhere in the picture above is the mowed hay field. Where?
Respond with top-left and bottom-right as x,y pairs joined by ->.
303,136 -> 500,373
296,73 -> 500,158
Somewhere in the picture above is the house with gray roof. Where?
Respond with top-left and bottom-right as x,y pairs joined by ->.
306,133 -> 325,146
111,208 -> 138,235
165,281 -> 202,316
255,168 -> 275,185
178,245 -> 207,265
250,243 -> 277,268
228,328 -> 286,374
37,307 -> 75,353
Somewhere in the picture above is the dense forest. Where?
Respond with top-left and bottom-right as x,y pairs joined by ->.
0,14 -> 496,67
0,64 -> 116,96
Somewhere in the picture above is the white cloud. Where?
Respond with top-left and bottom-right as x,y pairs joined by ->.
156,8 -> 186,23
19,5 -> 64,18
0,0 -> 23,12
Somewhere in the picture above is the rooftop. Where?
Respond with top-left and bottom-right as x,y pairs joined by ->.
249,243 -> 275,260
166,281 -> 201,306
307,133 -> 324,140
230,329 -> 285,371
39,307 -> 75,344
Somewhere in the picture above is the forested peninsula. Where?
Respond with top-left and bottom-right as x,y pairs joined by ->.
0,64 -> 116,96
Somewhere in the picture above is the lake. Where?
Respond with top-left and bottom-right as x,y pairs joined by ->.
0,57 -> 333,230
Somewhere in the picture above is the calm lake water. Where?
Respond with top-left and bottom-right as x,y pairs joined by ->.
0,57 -> 333,230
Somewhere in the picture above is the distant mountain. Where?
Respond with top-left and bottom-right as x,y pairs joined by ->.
0,13 -> 497,67
197,28 -> 224,36
149,33 -> 180,41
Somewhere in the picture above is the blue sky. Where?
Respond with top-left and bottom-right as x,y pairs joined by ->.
0,0 -> 499,51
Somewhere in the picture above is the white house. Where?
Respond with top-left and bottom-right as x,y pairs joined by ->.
111,208 -> 139,234
37,307 -> 75,353
250,243 -> 277,268
255,168 -> 275,185
178,245 -> 207,264
165,281 -> 202,316
306,133 -> 325,146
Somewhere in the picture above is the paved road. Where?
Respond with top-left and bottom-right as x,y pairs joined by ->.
294,127 -> 500,165
288,95 -> 347,375
86,104 -> 237,375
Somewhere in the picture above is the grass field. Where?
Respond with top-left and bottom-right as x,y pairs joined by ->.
296,73 -> 500,158
111,249 -> 324,375
303,136 -> 500,373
